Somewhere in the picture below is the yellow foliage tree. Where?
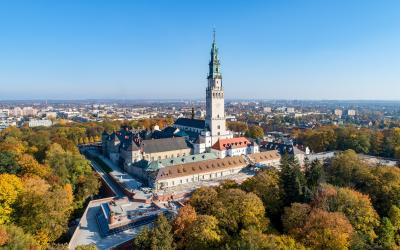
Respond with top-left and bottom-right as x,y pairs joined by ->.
17,154 -> 51,178
0,174 -> 23,224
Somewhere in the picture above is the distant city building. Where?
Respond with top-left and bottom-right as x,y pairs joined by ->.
28,119 -> 52,127
263,107 -> 272,113
225,115 -> 237,122
286,107 -> 295,113
45,111 -> 57,119
12,107 -> 23,117
22,107 -> 37,116
0,109 -> 10,117
334,109 -> 343,117
347,109 -> 356,116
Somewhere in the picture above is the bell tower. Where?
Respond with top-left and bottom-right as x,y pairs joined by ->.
205,30 -> 230,145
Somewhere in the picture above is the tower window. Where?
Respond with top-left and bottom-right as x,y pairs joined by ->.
217,125 -> 220,129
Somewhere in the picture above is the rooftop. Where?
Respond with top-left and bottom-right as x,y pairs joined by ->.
141,137 -> 190,154
211,137 -> 251,151
137,152 -> 218,172
174,118 -> 205,129
156,155 -> 247,181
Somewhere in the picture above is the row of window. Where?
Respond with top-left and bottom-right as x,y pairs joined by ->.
161,169 -> 237,187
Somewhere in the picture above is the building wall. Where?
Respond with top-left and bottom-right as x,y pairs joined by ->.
205,76 -> 229,146
142,148 -> 191,162
173,124 -> 203,134
155,165 -> 245,190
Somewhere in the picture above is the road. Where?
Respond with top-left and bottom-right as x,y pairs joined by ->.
90,159 -> 126,198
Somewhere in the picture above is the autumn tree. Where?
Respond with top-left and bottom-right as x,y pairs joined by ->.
0,174 -> 23,224
298,209 -> 353,250
332,187 -> 379,243
227,121 -> 248,133
362,166 -> 400,216
14,176 -> 73,245
173,205 -> 197,248
241,168 -> 284,217
184,215 -> 221,250
262,234 -> 306,250
211,189 -> 268,236
17,153 -> 50,178
76,245 -> 97,250
282,203 -> 312,235
0,224 -> 38,249
327,150 -> 371,188
246,125 -> 264,139
189,187 -> 218,214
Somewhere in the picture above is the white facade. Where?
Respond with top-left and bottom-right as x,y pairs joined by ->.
334,109 -> 343,117
347,109 -> 356,116
156,166 -> 243,190
28,119 -> 52,127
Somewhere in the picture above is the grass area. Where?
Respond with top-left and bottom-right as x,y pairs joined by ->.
92,156 -> 113,173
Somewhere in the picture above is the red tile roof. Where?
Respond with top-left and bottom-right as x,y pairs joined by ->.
211,137 -> 251,151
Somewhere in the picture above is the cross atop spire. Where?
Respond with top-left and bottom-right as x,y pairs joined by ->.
213,28 -> 216,43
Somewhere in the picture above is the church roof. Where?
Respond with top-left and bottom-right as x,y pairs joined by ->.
174,118 -> 205,129
141,137 -> 190,154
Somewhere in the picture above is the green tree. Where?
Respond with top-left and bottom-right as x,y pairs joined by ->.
133,226 -> 151,250
241,168 -> 284,217
305,159 -> 324,192
389,205 -> 400,246
280,155 -> 307,205
327,150 -> 371,188
150,214 -> 174,250
0,151 -> 21,174
377,217 -> 396,249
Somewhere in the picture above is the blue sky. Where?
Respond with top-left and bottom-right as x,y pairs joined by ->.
0,0 -> 400,100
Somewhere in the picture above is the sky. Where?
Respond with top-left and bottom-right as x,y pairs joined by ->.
0,0 -> 400,100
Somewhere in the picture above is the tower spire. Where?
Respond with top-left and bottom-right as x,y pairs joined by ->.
213,28 -> 216,43
208,29 -> 221,79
